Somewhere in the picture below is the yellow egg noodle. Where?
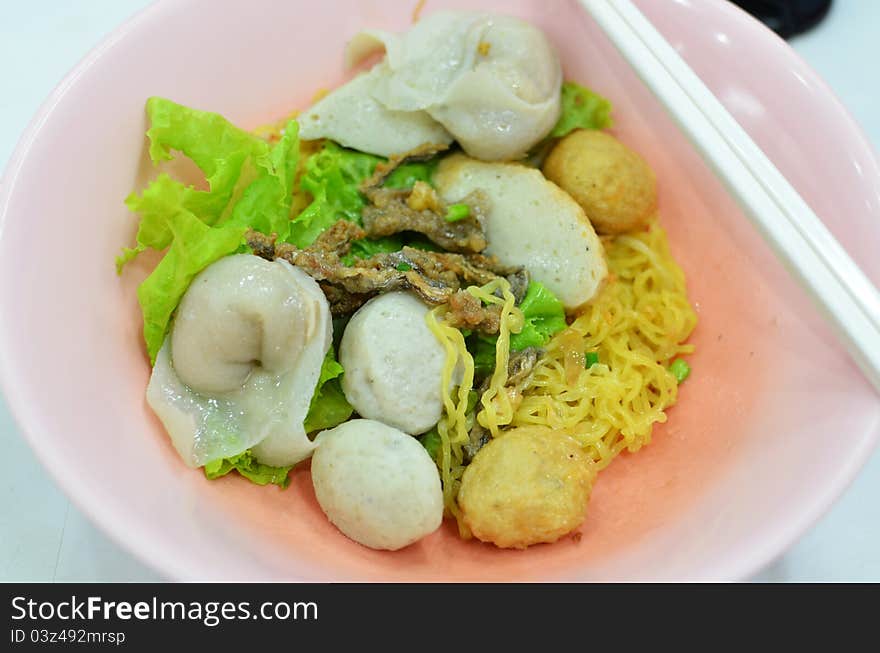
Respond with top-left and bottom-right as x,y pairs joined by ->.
424,278 -> 526,526
466,280 -> 522,438
512,222 -> 696,470
424,307 -> 473,526
427,221 -> 695,531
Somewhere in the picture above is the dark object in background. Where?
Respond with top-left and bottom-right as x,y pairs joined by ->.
730,0 -> 832,39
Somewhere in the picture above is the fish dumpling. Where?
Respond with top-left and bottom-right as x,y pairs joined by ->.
147,254 -> 331,468
350,12 -> 562,161
298,64 -> 453,157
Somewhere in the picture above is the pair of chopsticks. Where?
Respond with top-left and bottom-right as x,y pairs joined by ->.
580,0 -> 880,394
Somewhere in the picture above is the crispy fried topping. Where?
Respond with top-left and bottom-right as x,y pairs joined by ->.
507,347 -> 542,386
358,143 -> 489,254
319,283 -> 370,315
245,225 -> 522,329
505,268 -> 531,305
443,291 -> 503,333
245,230 -> 277,260
310,220 -> 366,255
406,181 -> 442,212
362,189 -> 489,253
464,423 -> 490,464
246,142 -> 522,324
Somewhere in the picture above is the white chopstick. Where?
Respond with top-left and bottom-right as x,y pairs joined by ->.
579,0 -> 880,394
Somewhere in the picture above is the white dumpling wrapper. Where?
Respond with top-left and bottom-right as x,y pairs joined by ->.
347,12 -> 482,112
298,64 -> 453,157
349,11 -> 562,161
146,255 -> 331,468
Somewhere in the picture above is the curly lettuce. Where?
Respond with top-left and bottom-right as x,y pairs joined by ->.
550,82 -> 613,138
287,141 -> 438,249
204,450 -> 293,488
287,142 -> 377,248
303,348 -> 353,433
384,160 -> 438,190
468,282 -> 567,377
509,281 -> 567,351
119,97 -> 300,362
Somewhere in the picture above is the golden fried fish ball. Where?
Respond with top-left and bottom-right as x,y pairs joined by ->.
457,426 -> 595,549
542,130 -> 657,234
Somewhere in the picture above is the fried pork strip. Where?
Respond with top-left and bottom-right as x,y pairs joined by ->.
362,188 -> 490,253
358,143 -> 490,254
245,226 -> 523,332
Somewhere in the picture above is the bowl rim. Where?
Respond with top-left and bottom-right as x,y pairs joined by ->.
1,0 -> 879,582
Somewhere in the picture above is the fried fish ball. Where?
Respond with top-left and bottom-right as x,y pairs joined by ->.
542,130 -> 657,234
457,426 -> 595,549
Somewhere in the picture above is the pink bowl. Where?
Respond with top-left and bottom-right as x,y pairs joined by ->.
1,0 -> 879,581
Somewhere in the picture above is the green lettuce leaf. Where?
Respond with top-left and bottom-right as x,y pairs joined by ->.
288,142 -> 379,248
117,98 -> 274,271
303,348 -> 354,433
509,281 -> 567,351
383,160 -> 438,190
419,428 -> 442,461
550,82 -> 613,139
204,449 -> 293,488
137,214 -> 247,362
467,282 -> 567,377
144,98 -> 269,211
119,97 -> 301,362
469,334 -> 500,379
226,119 -> 300,239
117,175 -> 190,269
287,142 -> 440,249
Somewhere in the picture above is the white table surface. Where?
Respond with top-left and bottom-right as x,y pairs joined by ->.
1,0 -> 879,583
